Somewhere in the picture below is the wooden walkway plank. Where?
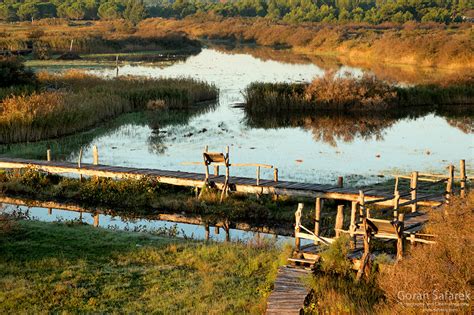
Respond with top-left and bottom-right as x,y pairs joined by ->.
266,266 -> 311,315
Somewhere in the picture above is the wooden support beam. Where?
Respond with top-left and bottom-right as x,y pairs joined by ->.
350,201 -> 357,249
356,216 -> 371,282
410,171 -> 418,212
335,204 -> 344,238
396,213 -> 405,262
295,203 -> 303,250
460,159 -> 467,198
314,198 -> 322,241
46,149 -> 51,162
394,176 -> 399,195
273,168 -> 278,182
214,226 -> 220,235
93,145 -> 99,165
446,165 -> 454,204
214,165 -> 219,176
393,191 -> 400,220
47,207 -> 52,215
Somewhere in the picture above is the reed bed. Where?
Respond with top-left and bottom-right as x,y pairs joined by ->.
0,20 -> 201,55
244,72 -> 474,114
0,71 -> 218,144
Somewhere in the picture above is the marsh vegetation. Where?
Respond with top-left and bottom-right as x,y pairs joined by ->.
244,72 -> 474,113
0,59 -> 218,144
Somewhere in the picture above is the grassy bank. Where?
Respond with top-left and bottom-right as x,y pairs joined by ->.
244,72 -> 474,113
0,217 -> 285,313
0,70 -> 218,144
138,17 -> 474,70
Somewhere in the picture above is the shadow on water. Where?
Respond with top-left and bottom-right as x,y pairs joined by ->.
244,107 -> 474,147
0,101 -> 218,160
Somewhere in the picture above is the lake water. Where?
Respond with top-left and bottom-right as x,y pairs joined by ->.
3,48 -> 473,185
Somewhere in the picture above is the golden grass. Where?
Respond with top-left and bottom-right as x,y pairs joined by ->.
376,194 -> 474,314
0,71 -> 217,143
137,17 -> 474,69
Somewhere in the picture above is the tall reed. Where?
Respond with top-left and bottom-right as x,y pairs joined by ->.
244,72 -> 474,113
0,72 -> 218,144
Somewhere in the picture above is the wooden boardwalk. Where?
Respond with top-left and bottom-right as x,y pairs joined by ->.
0,157 -> 443,206
266,266 -> 311,315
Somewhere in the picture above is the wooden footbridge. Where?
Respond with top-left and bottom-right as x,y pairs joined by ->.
0,145 -> 461,207
0,147 -> 470,314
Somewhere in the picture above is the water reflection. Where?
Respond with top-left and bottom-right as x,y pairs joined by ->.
0,200 -> 295,245
0,103 -> 217,161
209,41 -> 469,84
244,109 -> 474,147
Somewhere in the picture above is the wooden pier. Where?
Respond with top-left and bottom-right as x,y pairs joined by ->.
0,157 -> 446,207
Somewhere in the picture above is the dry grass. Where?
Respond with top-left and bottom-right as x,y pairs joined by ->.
0,19 -> 201,54
376,194 -> 474,314
304,71 -> 397,110
137,17 -> 474,69
0,71 -> 217,143
245,72 -> 474,113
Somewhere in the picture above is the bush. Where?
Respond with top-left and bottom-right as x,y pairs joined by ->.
0,57 -> 36,88
377,194 -> 473,313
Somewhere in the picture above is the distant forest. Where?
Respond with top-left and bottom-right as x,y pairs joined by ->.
0,0 -> 472,24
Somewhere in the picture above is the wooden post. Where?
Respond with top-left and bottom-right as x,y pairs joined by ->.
446,165 -> 454,203
69,39 -> 74,52
410,171 -> 418,212
358,191 -> 365,218
220,146 -> 230,202
335,204 -> 344,238
47,207 -> 52,215
394,176 -> 399,195
350,201 -> 357,249
337,176 -> 343,188
78,148 -> 83,181
393,191 -> 400,220
295,203 -> 303,250
460,159 -> 466,198
314,198 -> 322,241
93,145 -> 99,165
396,213 -> 405,262
214,165 -> 219,176
78,148 -> 83,168
272,168 -> 279,200
356,216 -> 371,282
46,149 -> 51,162
256,166 -> 260,186
203,145 -> 209,181
93,213 -> 99,227
214,226 -> 220,235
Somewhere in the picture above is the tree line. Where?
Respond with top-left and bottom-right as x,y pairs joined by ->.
0,0 -> 472,24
